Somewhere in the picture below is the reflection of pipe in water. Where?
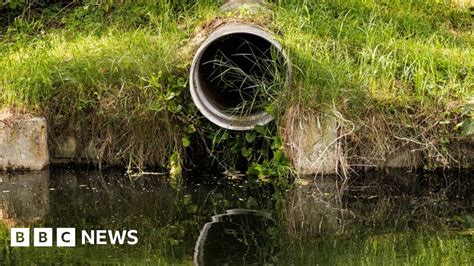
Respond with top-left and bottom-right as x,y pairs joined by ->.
194,209 -> 277,265
0,171 -> 49,228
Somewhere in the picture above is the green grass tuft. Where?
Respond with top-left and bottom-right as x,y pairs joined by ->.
0,0 -> 472,170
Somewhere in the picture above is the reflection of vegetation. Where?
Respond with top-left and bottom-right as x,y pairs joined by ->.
283,169 -> 474,262
0,170 -> 471,264
343,171 -> 474,232
0,169 -> 277,264
277,231 -> 473,265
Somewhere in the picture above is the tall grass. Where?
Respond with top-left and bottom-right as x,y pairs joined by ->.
272,0 -> 473,110
0,2 -> 220,168
269,0 -> 472,168
0,0 -> 472,168
204,41 -> 288,116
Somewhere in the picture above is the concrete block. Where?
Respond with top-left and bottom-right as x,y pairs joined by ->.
282,106 -> 341,176
0,112 -> 49,170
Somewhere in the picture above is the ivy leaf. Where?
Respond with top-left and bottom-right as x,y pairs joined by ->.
255,125 -> 266,135
241,147 -> 253,160
245,132 -> 256,143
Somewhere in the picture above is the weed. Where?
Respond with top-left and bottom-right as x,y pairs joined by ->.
203,39 -> 288,116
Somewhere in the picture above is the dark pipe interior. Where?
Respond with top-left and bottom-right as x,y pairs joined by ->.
198,33 -> 285,115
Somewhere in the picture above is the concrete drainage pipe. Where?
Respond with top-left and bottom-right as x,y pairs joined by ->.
190,24 -> 291,130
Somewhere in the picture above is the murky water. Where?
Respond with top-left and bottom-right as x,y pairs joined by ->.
0,168 -> 472,265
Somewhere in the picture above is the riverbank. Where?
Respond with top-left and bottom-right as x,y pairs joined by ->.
1,1 -> 472,175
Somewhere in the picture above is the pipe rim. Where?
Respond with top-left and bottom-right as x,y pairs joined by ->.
190,23 -> 290,130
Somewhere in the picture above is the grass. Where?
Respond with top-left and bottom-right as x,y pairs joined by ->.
0,0 -> 472,170
204,41 -> 288,116
272,0 -> 473,169
274,0 -> 472,108
0,1 -> 219,169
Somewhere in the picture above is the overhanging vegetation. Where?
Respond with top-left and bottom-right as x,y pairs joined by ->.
0,0 -> 472,174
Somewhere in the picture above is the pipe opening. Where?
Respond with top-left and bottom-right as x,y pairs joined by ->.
191,24 -> 290,130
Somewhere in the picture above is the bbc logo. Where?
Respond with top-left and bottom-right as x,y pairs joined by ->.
11,228 -> 76,247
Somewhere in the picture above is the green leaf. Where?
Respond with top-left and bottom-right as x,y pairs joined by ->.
182,137 -> 191,147
272,136 -> 283,149
221,132 -> 229,141
245,132 -> 256,143
273,150 -> 284,163
461,119 -> 474,136
462,103 -> 474,115
246,162 -> 263,178
255,125 -> 266,135
241,147 -> 253,160
265,105 -> 274,114
185,125 -> 196,134
167,103 -> 182,113
183,194 -> 192,205
164,92 -> 176,101
149,101 -> 164,112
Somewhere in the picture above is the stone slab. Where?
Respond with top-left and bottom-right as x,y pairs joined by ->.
0,112 -> 49,170
283,106 -> 340,176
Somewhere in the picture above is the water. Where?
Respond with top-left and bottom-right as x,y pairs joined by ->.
0,168 -> 472,265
